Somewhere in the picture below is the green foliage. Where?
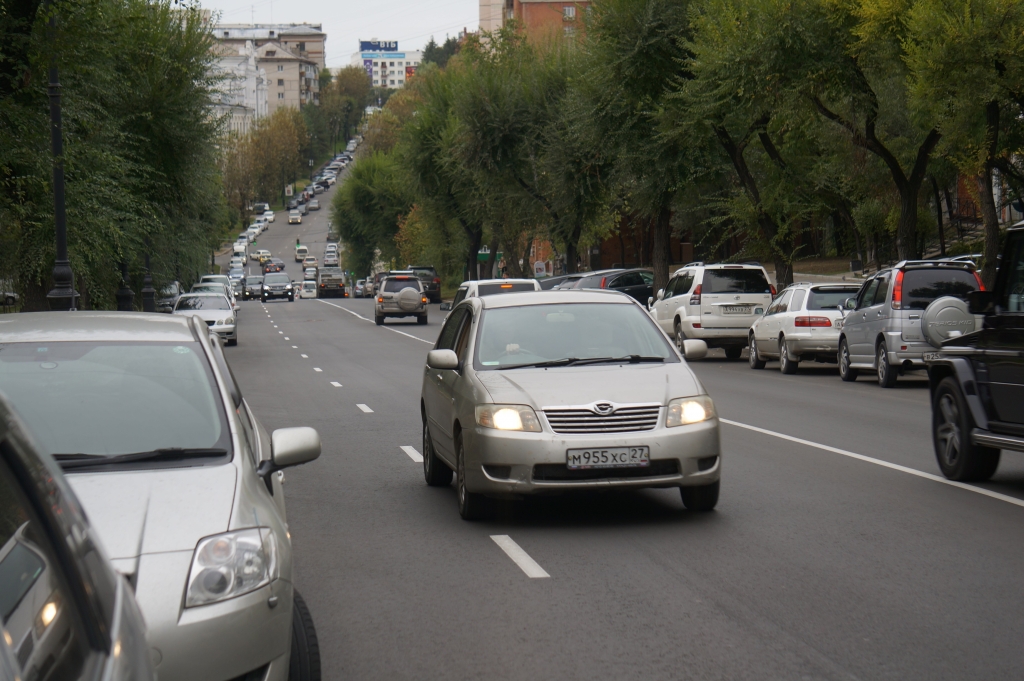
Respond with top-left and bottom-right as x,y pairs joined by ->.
421,36 -> 461,69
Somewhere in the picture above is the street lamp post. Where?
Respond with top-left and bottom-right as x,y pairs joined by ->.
142,250 -> 156,312
309,158 -> 314,182
44,7 -> 78,311
115,262 -> 134,311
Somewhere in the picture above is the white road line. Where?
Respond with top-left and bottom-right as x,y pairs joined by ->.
273,325 -> 278,328
292,345 -> 298,349
284,337 -> 290,340
720,418 -> 1024,510
278,331 -> 283,334
490,536 -> 550,579
317,299 -> 433,345
356,403 -> 373,413
330,381 -> 342,387
300,354 -> 308,358
400,446 -> 423,462
314,367 -> 322,372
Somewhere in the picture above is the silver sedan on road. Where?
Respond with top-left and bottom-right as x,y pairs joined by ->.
420,290 -> 721,519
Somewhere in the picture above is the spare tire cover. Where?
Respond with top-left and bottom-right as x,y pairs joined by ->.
397,286 -> 421,312
922,296 -> 976,347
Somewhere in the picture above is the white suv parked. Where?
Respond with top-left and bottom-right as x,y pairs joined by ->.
649,263 -> 775,359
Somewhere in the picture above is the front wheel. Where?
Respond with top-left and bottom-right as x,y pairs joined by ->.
288,589 -> 321,681
933,377 -> 1000,481
423,421 -> 452,487
838,338 -> 858,382
748,335 -> 766,369
681,480 -> 719,511
876,341 -> 897,388
779,339 -> 799,374
673,319 -> 685,353
456,436 -> 487,521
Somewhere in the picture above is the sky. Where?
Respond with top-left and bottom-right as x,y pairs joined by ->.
200,0 -> 480,69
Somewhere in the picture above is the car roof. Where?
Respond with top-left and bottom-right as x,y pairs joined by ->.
0,311 -> 197,342
461,278 -> 536,288
478,289 -> 633,309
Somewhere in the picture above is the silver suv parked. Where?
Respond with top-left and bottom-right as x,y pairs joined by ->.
837,260 -> 983,387
376,274 -> 428,325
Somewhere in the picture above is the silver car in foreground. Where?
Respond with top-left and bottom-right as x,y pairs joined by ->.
420,290 -> 721,519
0,312 -> 322,681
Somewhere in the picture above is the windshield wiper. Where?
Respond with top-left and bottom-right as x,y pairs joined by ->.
54,448 -> 228,470
570,355 -> 666,366
496,357 -> 582,370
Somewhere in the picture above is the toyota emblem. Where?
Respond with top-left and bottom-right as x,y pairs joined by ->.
593,402 -> 614,415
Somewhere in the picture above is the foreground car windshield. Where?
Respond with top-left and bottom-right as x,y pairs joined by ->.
176,296 -> 230,310
0,342 -> 229,458
475,303 -> 677,368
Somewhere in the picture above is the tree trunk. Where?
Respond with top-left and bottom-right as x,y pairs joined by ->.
484,232 -> 499,279
565,240 -> 579,274
975,168 -> 1001,290
896,183 -> 922,260
461,220 -> 483,281
931,176 -> 946,257
773,258 -> 792,289
652,204 -> 672,295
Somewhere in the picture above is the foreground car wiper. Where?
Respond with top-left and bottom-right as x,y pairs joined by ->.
496,357 -> 582,370
54,448 -> 228,470
569,355 -> 666,366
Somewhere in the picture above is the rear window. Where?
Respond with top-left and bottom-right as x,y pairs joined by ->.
176,296 -> 230,310
901,268 -> 979,310
807,287 -> 860,310
410,268 -> 438,281
703,269 -> 772,294
573,275 -> 606,289
384,278 -> 418,293
478,282 -> 536,296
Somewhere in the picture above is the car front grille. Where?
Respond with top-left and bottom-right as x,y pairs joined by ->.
533,459 -> 679,481
543,405 -> 660,433
205,320 -> 215,326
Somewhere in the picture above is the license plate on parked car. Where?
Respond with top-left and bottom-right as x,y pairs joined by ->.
722,305 -> 751,314
566,446 -> 649,469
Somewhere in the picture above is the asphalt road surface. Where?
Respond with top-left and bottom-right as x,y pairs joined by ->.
219,192 -> 1024,680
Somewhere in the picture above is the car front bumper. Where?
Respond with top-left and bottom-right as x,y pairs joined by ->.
462,417 -> 721,495
263,288 -> 293,300
134,551 -> 292,681
212,324 -> 236,341
288,218 -> 300,224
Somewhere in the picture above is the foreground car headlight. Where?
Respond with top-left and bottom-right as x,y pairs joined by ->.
215,316 -> 235,326
475,404 -> 542,432
665,395 -> 716,427
185,529 -> 278,607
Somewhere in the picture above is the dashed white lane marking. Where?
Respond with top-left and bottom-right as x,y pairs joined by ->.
317,299 -> 433,345
356,403 -> 373,413
314,368 -> 322,372
273,325 -> 278,328
284,337 -> 290,340
278,331 -> 283,334
490,536 -> 550,579
330,381 -> 342,387
400,446 -> 423,462
721,419 -> 1024,510
300,354 -> 308,358
292,346 -> 298,349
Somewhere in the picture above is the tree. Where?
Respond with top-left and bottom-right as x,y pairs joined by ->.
422,36 -> 461,69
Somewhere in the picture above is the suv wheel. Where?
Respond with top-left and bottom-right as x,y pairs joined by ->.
423,421 -> 452,487
417,314 -> 428,325
876,341 -> 897,388
374,314 -> 384,326
748,335 -> 766,370
288,589 -> 321,681
680,480 -> 719,511
779,338 -> 799,374
456,435 -> 487,521
724,347 -> 742,361
933,377 -> 1000,481
838,338 -> 858,382
673,319 -> 685,353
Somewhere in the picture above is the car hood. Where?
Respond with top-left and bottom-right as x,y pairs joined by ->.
474,363 -> 703,408
66,464 -> 237,559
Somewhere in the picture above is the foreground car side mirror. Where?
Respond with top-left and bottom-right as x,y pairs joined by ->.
681,339 -> 708,360
439,302 -> 451,311
843,297 -> 856,311
268,427 -> 321,470
427,349 -> 459,370
968,289 -> 994,315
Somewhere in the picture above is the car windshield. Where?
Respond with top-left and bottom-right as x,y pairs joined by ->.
0,342 -> 229,458
901,269 -> 979,310
475,303 -> 677,369
248,276 -> 264,284
159,284 -> 178,296
176,295 -> 230,310
264,273 -> 290,284
410,268 -> 436,281
703,269 -> 772,294
384,279 -> 418,292
807,287 -> 860,310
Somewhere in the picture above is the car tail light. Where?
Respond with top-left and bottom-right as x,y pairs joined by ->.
421,296 -> 428,303
972,270 -> 985,291
770,284 -> 776,297
891,269 -> 905,309
377,296 -> 383,303
500,283 -> 513,289
433,277 -> 441,284
794,316 -> 832,327
692,323 -> 701,328
689,284 -> 701,306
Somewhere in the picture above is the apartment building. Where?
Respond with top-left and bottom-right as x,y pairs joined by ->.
480,0 -> 591,39
257,42 -> 320,114
213,23 -> 326,69
349,41 -> 422,89
210,41 -> 268,135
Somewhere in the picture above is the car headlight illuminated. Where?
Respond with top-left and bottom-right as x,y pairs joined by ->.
665,395 -> 716,427
475,404 -> 542,432
185,529 -> 278,607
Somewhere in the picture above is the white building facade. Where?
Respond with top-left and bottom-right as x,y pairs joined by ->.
349,41 -> 422,89
210,41 -> 268,136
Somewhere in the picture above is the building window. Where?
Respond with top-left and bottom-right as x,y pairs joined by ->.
278,79 -> 284,86
563,5 -> 576,18
373,80 -> 379,85
277,65 -> 283,71
390,79 -> 395,85
297,42 -> 305,51
269,30 -> 275,36
398,80 -> 404,85
266,50 -> 276,57
223,31 -> 229,37
389,61 -> 395,66
277,92 -> 284,99
564,25 -> 575,36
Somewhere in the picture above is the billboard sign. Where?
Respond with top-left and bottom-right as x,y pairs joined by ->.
360,40 -> 398,52
363,58 -> 373,81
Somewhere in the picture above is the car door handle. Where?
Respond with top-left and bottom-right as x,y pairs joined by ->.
436,374 -> 443,380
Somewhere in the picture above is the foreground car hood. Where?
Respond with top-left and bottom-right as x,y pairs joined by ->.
67,464 -> 237,558
475,363 -> 703,408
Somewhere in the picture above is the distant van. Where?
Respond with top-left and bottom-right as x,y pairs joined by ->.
295,245 -> 309,262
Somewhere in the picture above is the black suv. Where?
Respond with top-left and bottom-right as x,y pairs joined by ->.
926,227 -> 1024,481
408,265 -> 441,303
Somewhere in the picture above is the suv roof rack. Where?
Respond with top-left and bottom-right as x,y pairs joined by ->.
897,259 -> 975,271
682,261 -> 704,268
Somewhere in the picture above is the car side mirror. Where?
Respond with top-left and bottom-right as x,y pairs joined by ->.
844,297 -> 856,310
439,302 -> 451,311
681,339 -> 708,360
656,289 -> 665,301
968,289 -> 994,315
427,349 -> 459,370
260,427 -> 320,479
647,297 -> 654,309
